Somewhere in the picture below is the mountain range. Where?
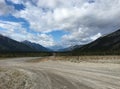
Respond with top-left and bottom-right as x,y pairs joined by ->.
58,45 -> 83,52
22,40 -> 51,52
0,34 -> 51,52
73,29 -> 120,54
0,29 -> 120,54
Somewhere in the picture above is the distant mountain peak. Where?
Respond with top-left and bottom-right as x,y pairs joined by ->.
0,34 -> 36,52
0,34 -> 52,52
22,40 -> 52,52
57,45 -> 83,52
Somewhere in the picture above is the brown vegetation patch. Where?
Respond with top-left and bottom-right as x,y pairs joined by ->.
27,56 -> 120,64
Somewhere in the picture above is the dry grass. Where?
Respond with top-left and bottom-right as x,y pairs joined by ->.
28,56 -> 120,64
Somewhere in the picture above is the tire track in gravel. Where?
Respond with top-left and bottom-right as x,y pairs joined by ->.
0,57 -> 120,89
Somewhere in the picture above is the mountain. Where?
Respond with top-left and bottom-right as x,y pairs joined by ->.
73,29 -> 120,53
49,45 -> 64,51
0,34 -> 35,52
58,45 -> 83,52
22,40 -> 51,52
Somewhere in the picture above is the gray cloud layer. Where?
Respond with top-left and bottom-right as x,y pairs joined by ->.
0,0 -> 14,15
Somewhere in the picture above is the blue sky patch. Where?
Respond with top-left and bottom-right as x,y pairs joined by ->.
5,0 -> 25,11
48,30 -> 69,42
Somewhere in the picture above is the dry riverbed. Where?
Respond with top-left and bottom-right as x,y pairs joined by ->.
0,56 -> 120,89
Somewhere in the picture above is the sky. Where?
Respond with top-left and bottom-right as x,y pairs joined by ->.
0,0 -> 120,49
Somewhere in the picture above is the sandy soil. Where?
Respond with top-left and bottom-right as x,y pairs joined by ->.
0,57 -> 120,89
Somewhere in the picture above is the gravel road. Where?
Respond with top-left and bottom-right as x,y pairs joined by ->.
0,57 -> 120,89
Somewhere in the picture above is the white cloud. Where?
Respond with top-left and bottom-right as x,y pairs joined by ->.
61,27 -> 100,46
14,0 -> 120,31
0,20 -> 55,47
1,0 -> 120,47
8,0 -> 22,4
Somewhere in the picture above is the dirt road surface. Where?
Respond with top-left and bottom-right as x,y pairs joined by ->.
0,57 -> 120,89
